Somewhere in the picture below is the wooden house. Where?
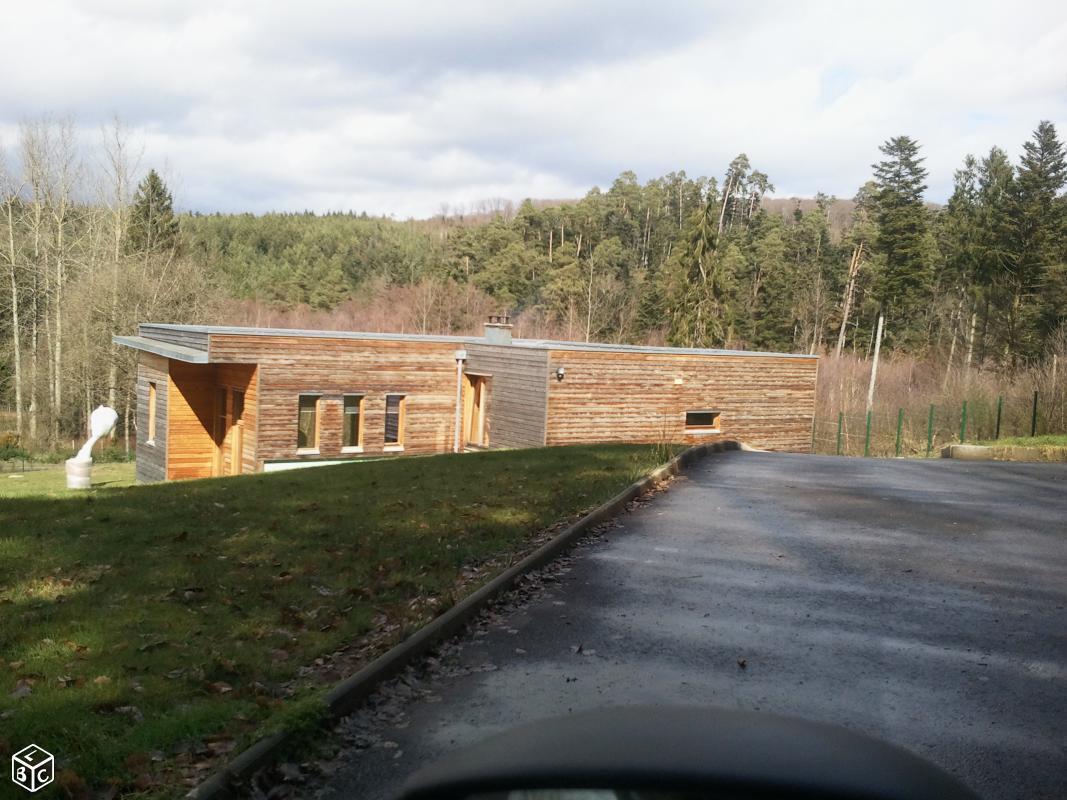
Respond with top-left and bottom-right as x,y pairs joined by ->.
114,318 -> 818,482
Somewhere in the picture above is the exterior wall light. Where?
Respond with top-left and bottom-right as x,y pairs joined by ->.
555,366 -> 565,382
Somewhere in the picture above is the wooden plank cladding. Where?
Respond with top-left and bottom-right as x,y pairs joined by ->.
164,361 -> 257,480
209,334 -> 460,464
135,352 -> 168,483
545,349 -> 818,452
465,344 -> 548,448
138,324 -> 209,353
117,322 -> 821,481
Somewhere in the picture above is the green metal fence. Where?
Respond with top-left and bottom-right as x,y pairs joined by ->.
812,392 -> 1058,457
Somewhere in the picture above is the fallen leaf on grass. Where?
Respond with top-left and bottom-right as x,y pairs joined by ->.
55,769 -> 88,797
203,737 -> 236,755
93,675 -> 113,685
207,681 -> 233,694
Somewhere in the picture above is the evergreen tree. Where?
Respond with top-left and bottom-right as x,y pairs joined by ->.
1011,121 -> 1066,356
871,136 -> 931,347
128,169 -> 180,254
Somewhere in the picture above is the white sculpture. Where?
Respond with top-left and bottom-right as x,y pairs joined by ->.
66,405 -> 119,489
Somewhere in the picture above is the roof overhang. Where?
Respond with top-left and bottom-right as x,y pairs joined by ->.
112,335 -> 209,364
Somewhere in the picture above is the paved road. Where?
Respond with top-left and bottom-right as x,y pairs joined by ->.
312,452 -> 1067,800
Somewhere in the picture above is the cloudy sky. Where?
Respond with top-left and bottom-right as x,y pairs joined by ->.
1,1 -> 1065,217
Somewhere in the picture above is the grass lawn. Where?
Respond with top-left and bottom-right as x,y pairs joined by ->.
0,444 -> 677,796
976,434 -> 1067,447
0,462 -> 137,499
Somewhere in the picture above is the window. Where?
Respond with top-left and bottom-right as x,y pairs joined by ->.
147,382 -> 157,444
684,410 -> 721,433
232,390 -> 244,423
297,395 -> 320,452
342,395 -> 364,451
384,394 -> 406,448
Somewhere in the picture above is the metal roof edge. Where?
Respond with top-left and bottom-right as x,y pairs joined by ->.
139,323 -> 479,346
132,324 -> 818,359
113,335 -> 210,364
510,339 -> 820,360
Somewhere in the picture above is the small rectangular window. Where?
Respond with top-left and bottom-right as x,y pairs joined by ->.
384,394 -> 406,447
232,390 -> 244,423
147,382 -> 157,444
343,395 -> 364,450
297,395 -> 319,451
684,410 -> 720,432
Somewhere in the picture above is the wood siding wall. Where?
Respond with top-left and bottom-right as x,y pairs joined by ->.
545,350 -> 818,452
138,324 -> 209,352
465,344 -> 548,448
135,353 -> 168,482
216,363 -> 259,476
208,334 -> 459,464
167,361 -> 218,480
164,362 -> 258,480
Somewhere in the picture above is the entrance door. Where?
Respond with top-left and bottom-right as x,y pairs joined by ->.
213,387 -> 229,476
462,375 -> 490,448
213,388 -> 245,476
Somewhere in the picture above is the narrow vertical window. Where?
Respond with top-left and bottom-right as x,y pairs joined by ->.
232,390 -> 244,423
384,394 -> 406,447
343,395 -> 364,450
297,395 -> 319,451
147,382 -> 157,444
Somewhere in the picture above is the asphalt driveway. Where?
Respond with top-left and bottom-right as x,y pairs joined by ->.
310,452 -> 1067,800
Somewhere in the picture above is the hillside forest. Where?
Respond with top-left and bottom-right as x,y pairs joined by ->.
1,119 -> 1065,452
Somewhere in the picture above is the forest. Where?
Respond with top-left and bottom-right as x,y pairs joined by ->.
1,119 -> 1065,452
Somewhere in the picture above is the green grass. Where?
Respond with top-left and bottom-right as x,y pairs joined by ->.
0,444 -> 679,796
976,434 -> 1067,447
0,462 -> 138,499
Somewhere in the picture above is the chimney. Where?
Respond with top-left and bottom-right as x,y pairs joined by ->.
484,314 -> 513,345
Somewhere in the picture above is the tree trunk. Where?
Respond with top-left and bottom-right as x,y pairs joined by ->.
834,243 -> 862,358
717,175 -> 733,236
964,309 -> 977,374
942,292 -> 964,390
4,200 -> 23,437
866,313 -> 885,412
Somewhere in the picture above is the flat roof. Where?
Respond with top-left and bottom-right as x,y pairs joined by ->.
113,335 -> 211,363
127,323 -> 817,360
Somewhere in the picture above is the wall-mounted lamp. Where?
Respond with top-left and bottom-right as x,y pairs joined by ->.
555,366 -> 565,382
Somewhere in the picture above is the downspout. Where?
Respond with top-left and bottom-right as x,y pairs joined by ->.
453,349 -> 467,453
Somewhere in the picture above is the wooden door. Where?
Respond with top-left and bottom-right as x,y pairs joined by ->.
230,390 -> 245,475
213,388 -> 246,476
463,375 -> 490,448
213,387 -> 229,477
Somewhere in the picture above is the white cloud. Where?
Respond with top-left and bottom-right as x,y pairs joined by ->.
1,0 -> 1065,215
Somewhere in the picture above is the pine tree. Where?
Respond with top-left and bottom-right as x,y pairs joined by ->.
128,169 -> 179,254
1011,121 -> 1067,357
871,136 -> 930,347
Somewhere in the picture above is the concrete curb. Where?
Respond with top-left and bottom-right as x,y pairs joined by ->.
941,443 -> 1067,462
186,441 -> 738,799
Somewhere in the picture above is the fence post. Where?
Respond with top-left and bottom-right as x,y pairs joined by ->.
864,410 -> 872,457
895,408 -> 904,457
995,395 -> 1003,440
1031,390 -> 1039,437
960,400 -> 968,443
926,404 -> 935,458
836,411 -> 844,456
